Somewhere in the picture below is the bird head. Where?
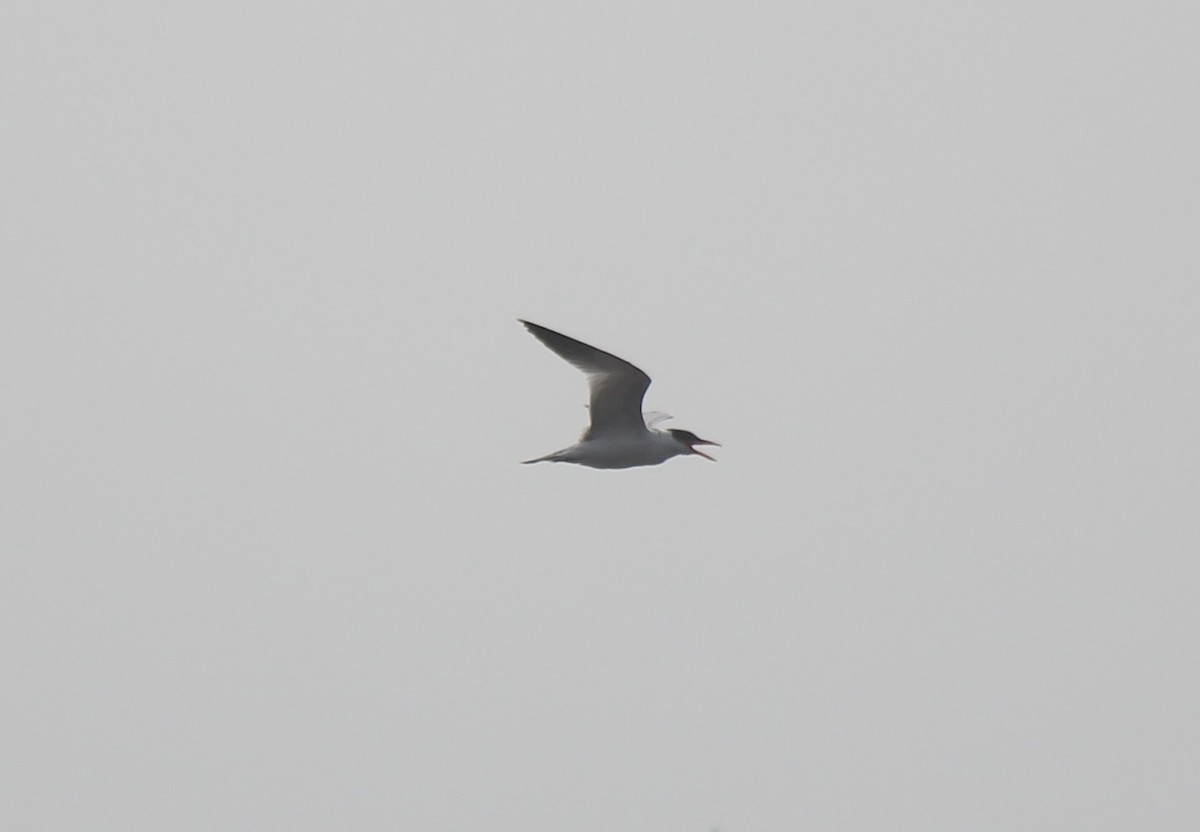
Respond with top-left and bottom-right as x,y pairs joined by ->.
668,429 -> 721,461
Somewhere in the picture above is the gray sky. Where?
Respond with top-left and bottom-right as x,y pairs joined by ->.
3,1 -> 1198,830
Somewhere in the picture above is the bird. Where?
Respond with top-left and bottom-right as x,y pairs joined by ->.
519,320 -> 719,468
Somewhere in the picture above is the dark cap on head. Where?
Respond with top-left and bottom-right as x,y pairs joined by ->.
668,428 -> 720,460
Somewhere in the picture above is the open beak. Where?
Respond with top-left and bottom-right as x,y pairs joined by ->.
689,439 -> 721,462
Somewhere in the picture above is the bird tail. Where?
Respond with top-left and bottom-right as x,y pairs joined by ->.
521,449 -> 565,464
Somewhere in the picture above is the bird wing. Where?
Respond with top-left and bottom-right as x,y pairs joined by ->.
520,320 -> 651,439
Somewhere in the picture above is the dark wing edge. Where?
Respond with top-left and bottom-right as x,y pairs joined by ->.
518,320 -> 647,378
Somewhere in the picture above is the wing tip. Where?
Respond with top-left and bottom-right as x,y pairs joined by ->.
518,319 -> 561,346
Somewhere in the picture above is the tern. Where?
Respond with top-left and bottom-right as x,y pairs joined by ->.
519,320 -> 720,468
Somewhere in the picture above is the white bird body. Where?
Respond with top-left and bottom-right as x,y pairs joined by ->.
519,320 -> 718,469
523,429 -> 694,468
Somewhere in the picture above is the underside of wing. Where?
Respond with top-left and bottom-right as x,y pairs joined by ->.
520,320 -> 651,438
584,370 -> 651,438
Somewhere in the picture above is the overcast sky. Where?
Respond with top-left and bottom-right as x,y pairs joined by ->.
3,2 -> 1198,830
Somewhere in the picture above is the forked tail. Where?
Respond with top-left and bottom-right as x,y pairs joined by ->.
521,449 -> 566,464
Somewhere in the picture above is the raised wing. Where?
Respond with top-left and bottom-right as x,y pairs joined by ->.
520,320 -> 651,438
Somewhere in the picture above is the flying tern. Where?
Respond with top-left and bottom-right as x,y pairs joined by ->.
519,320 -> 720,468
